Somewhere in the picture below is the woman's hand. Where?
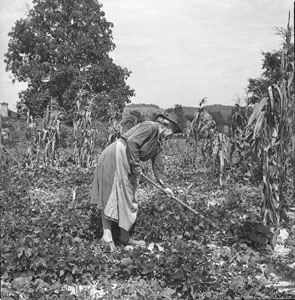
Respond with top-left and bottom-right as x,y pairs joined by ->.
163,187 -> 174,198
136,171 -> 142,185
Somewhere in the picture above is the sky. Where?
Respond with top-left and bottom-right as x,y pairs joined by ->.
0,0 -> 293,111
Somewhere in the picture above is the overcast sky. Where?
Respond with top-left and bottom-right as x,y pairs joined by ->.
0,0 -> 293,110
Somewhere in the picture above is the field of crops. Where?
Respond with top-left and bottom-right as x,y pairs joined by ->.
1,138 -> 295,299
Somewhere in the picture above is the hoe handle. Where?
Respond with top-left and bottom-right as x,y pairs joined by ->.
141,173 -> 201,217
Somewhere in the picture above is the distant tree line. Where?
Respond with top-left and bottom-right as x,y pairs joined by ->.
125,104 -> 233,134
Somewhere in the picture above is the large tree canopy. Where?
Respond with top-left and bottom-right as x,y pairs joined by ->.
5,0 -> 134,118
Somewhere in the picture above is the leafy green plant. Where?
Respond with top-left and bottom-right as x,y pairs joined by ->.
1,148 -> 294,300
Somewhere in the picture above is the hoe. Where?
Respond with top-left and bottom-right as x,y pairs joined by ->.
141,173 -> 204,218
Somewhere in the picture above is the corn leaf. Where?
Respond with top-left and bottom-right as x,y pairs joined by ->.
268,86 -> 274,112
253,111 -> 266,140
273,84 -> 284,102
247,97 -> 268,127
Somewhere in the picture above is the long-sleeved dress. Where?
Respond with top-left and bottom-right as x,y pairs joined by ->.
90,121 -> 168,231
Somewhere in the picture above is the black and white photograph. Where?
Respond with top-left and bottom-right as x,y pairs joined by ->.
0,0 -> 294,299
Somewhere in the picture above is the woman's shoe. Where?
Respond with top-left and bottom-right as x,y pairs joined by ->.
99,238 -> 116,253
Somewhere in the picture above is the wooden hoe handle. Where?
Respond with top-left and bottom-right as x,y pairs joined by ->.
141,173 -> 202,217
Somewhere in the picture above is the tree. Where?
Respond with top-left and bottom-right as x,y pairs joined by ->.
166,105 -> 187,132
4,0 -> 134,119
173,104 -> 186,132
247,44 -> 293,104
184,114 -> 194,122
208,111 -> 224,132
129,110 -> 145,124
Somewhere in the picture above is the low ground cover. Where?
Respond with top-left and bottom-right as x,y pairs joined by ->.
1,153 -> 294,299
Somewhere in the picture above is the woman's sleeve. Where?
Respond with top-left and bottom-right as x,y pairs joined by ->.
151,151 -> 168,188
126,123 -> 153,176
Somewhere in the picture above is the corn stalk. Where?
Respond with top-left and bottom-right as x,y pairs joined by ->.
186,98 -> 216,164
105,102 -> 123,147
72,90 -> 96,167
246,18 -> 294,225
212,133 -> 231,185
22,99 -> 62,167
274,17 -> 295,202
